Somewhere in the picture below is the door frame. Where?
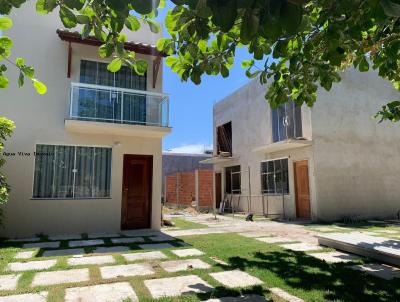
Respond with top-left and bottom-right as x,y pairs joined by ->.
121,154 -> 153,230
293,159 -> 311,219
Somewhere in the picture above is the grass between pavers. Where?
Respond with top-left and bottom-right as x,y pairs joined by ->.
170,218 -> 208,230
0,232 -> 398,301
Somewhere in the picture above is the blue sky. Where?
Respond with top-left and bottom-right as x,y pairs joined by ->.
158,2 -> 251,153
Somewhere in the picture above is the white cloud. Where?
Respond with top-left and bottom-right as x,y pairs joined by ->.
165,144 -> 213,154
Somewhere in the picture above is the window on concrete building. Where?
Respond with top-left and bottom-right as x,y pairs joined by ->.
271,102 -> 302,142
225,165 -> 241,194
33,144 -> 112,199
216,122 -> 232,155
261,159 -> 289,194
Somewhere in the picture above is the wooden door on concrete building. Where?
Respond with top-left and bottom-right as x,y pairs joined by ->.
121,155 -> 152,229
294,160 -> 311,219
215,173 -> 222,209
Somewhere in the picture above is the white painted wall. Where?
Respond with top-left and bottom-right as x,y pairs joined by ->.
0,1 -> 166,237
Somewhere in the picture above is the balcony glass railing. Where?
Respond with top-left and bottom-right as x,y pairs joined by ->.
69,82 -> 169,127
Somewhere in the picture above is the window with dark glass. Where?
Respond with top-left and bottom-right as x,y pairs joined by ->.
77,60 -> 147,124
225,165 -> 241,194
272,102 -> 302,142
33,144 -> 112,198
216,122 -> 232,155
261,159 -> 289,194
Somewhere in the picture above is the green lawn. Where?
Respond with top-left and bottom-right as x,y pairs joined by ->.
170,218 -> 208,230
0,229 -> 399,301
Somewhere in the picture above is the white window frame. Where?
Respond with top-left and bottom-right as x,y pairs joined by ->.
260,157 -> 289,195
31,143 -> 113,200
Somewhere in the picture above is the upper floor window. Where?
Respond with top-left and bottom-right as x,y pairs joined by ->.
225,165 -> 241,194
80,60 -> 146,90
216,122 -> 232,155
33,144 -> 112,199
272,102 -> 302,142
261,158 -> 289,194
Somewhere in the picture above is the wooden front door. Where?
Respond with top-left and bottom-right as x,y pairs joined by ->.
215,173 -> 222,209
294,160 -> 311,219
121,155 -> 152,229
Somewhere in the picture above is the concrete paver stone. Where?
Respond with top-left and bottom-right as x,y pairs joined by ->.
269,288 -> 304,302
31,268 -> 90,286
67,255 -> 115,266
100,263 -> 155,279
144,275 -> 214,298
69,239 -> 104,248
65,282 -> 138,302
0,292 -> 48,302
122,251 -> 168,262
0,274 -> 21,291
209,270 -> 263,288
7,259 -> 57,272
160,259 -> 211,272
171,248 -> 204,257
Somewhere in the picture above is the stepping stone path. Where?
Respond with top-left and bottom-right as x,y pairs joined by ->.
280,243 -> 323,252
65,282 -> 138,302
88,233 -> 121,239
110,237 -> 144,244
32,268 -> 89,286
350,263 -> 400,280
100,263 -> 154,279
23,241 -> 60,249
209,270 -> 263,288
309,251 -> 360,263
160,259 -> 211,272
0,274 -> 20,290
256,236 -> 296,244
122,251 -> 167,262
68,255 -> 115,266
69,239 -> 104,248
269,288 -> 304,302
7,259 -> 57,272
138,243 -> 174,250
48,234 -> 81,241
0,292 -> 48,302
149,234 -> 174,241
144,275 -> 214,298
93,246 -> 130,254
42,248 -> 85,257
15,251 -> 36,259
171,248 -> 204,257
205,295 -> 268,302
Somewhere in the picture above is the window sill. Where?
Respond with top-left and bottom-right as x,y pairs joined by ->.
262,194 -> 290,197
30,197 -> 112,201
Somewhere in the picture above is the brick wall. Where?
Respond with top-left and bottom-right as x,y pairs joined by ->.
165,169 -> 214,208
198,170 -> 213,207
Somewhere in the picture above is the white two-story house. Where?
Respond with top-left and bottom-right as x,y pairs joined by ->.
1,2 -> 171,238
203,71 -> 400,222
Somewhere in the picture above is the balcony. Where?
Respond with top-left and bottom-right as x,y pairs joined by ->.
65,83 -> 171,138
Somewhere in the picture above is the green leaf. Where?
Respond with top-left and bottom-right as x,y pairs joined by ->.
99,43 -> 114,58
0,17 -> 12,30
133,60 -> 148,75
15,57 -> 24,67
0,36 -> 13,49
76,15 -> 90,24
196,0 -> 212,18
241,59 -> 254,69
107,58 -> 122,72
198,40 -> 207,52
132,0 -> 160,14
147,19 -> 161,33
32,79 -> 47,94
208,0 -> 237,32
81,24 -> 92,39
64,0 -> 85,10
125,16 -> 140,31
221,64 -> 229,78
0,75 -> 9,88
166,56 -> 179,67
359,56 -> 369,72
280,2 -> 303,35
59,7 -> 77,28
380,0 -> 400,17
18,72 -> 24,87
240,9 -> 259,41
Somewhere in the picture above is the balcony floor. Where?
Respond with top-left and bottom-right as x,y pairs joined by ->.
65,119 -> 171,138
